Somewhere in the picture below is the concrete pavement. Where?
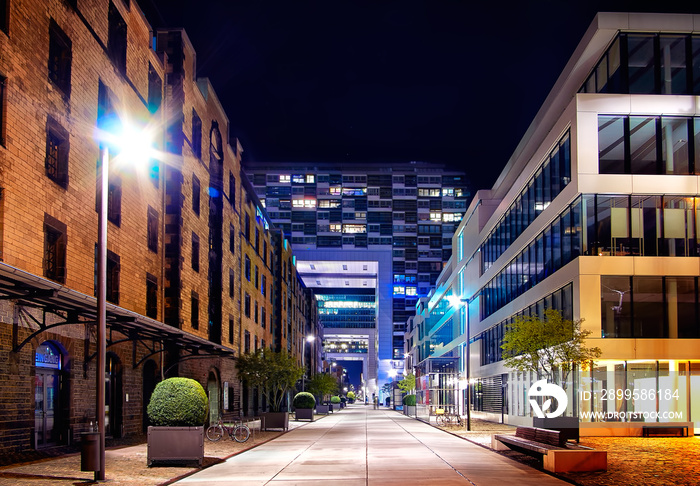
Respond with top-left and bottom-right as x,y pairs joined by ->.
175,404 -> 569,486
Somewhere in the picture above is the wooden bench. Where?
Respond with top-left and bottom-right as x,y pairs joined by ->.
493,426 -> 606,473
642,424 -> 689,437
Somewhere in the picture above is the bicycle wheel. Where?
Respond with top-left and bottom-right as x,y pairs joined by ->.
436,415 -> 446,427
233,424 -> 250,443
206,424 -> 224,441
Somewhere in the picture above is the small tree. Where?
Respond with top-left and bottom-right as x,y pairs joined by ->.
397,373 -> 416,394
500,309 -> 601,387
306,373 -> 338,403
236,349 -> 304,412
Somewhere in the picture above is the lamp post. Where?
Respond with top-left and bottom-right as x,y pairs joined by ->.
95,119 -> 153,481
447,294 -> 471,431
302,335 -> 315,391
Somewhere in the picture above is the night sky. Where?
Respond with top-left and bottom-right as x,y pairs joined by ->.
140,1 -> 700,191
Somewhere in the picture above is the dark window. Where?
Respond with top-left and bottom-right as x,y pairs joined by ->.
228,316 -> 234,344
229,172 -> 236,208
254,265 -> 259,288
244,330 -> 250,353
147,63 -> 162,114
229,269 -> 234,298
191,233 -> 199,272
0,76 -> 5,146
0,0 -> 7,34
146,273 -> 157,319
43,215 -> 67,283
261,306 -> 266,329
245,255 -> 251,281
263,241 -> 267,265
254,301 -> 258,323
108,2 -> 127,74
48,20 -> 72,96
245,213 -> 250,241
244,292 -> 251,318
191,109 -> 202,158
261,275 -> 266,296
229,224 -> 235,253
192,174 -> 200,216
191,291 -> 199,330
255,227 -> 259,253
107,176 -> 122,226
106,250 -> 120,304
45,117 -> 69,187
147,206 -> 158,253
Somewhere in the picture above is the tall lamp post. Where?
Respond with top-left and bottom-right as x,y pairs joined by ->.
302,335 -> 315,391
95,119 -> 153,481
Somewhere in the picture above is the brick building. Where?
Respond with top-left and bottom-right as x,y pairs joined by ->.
0,0 -> 313,455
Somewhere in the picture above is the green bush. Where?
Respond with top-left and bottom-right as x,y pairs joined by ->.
346,391 -> 356,400
330,395 -> 341,404
147,377 -> 208,427
293,392 -> 316,409
402,394 -> 416,406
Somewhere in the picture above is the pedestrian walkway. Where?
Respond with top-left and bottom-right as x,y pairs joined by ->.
175,405 -> 568,485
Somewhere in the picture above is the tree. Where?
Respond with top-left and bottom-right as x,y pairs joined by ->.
397,373 -> 416,394
236,349 -> 304,412
500,309 -> 601,387
306,373 -> 338,403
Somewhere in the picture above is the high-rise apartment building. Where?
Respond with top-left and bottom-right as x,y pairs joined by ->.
409,12 -> 700,435
245,162 -> 469,395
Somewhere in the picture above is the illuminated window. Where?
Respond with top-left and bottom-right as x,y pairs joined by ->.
330,224 -> 342,233
306,174 -> 315,183
442,188 -> 454,197
304,199 -> 316,208
293,199 -> 304,207
430,212 -> 441,221
292,174 -> 305,183
342,224 -> 366,234
406,286 -> 417,296
330,186 -> 342,195
393,285 -> 405,295
279,174 -> 290,183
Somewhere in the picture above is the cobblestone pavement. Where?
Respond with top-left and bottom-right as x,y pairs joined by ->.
439,419 -> 700,486
0,422 -> 289,486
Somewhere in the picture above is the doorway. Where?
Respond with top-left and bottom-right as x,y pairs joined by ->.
106,353 -> 123,438
207,371 -> 219,424
34,342 -> 62,448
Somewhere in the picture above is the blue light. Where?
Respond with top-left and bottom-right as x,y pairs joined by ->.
208,187 -> 220,197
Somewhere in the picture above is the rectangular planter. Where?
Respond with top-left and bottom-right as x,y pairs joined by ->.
295,408 -> 314,421
147,426 -> 204,466
261,412 -> 289,431
315,404 -> 331,414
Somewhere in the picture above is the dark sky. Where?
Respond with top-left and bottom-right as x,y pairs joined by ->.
140,1 -> 700,190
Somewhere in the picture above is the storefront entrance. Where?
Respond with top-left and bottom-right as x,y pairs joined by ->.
34,342 -> 62,448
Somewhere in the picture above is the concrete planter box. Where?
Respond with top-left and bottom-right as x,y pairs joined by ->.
316,404 -> 331,414
147,426 -> 203,466
404,405 -> 416,417
295,408 -> 314,421
262,412 -> 289,431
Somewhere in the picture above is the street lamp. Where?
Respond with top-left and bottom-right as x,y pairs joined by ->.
302,335 -> 315,391
447,294 -> 471,431
95,117 -> 153,481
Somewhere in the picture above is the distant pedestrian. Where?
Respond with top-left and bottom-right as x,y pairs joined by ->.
373,397 -> 378,409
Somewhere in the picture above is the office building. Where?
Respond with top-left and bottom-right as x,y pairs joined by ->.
245,161 -> 469,396
410,12 -> 700,435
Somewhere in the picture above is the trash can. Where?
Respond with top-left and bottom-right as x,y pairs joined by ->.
80,432 -> 100,471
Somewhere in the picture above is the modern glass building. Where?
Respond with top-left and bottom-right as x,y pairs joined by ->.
409,12 -> 700,435
244,162 -> 469,396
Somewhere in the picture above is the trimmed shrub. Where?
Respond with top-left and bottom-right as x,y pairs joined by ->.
346,391 -> 356,400
293,392 -> 316,409
330,395 -> 341,404
147,377 -> 208,426
402,394 -> 416,406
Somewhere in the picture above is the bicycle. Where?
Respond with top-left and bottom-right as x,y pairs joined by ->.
206,417 -> 251,442
435,410 -> 463,428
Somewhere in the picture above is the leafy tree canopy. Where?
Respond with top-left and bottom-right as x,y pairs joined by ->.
236,349 -> 304,412
306,373 -> 338,402
501,309 -> 602,385
397,373 -> 416,393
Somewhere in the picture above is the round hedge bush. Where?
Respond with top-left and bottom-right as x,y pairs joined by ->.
346,391 -> 356,400
402,394 -> 416,406
293,392 -> 316,409
330,395 -> 341,404
147,377 -> 208,427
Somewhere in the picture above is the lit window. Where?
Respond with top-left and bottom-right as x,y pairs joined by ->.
430,212 -> 442,221
292,174 -> 305,183
279,174 -> 290,183
306,174 -> 315,183
393,285 -> 405,295
406,286 -> 417,296
304,199 -> 316,208
442,188 -> 454,197
293,199 -> 304,207
330,224 -> 342,233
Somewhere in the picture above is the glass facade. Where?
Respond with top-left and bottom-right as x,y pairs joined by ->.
581,33 -> 700,95
481,131 -> 570,273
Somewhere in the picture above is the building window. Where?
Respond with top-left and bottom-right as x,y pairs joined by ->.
107,176 -> 122,226
0,76 -> 5,146
244,292 -> 251,318
48,20 -> 72,96
45,117 -> 69,188
245,213 -> 250,241
229,172 -> 236,208
255,227 -> 259,253
146,273 -> 157,319
261,275 -> 267,296
107,2 -> 127,75
261,306 -> 266,329
43,215 -> 66,284
147,206 -> 158,253
0,0 -> 7,34
147,63 -> 162,114
192,174 -> 200,216
191,109 -> 202,158
245,255 -> 251,281
244,330 -> 250,353
228,316 -> 234,344
254,301 -> 258,323
263,241 -> 268,265
230,224 -> 235,253
191,291 -> 199,330
254,265 -> 259,288
191,233 -> 199,272
229,269 -> 234,298
95,247 -> 121,304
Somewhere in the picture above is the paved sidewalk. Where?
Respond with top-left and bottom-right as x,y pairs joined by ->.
175,405 -> 568,486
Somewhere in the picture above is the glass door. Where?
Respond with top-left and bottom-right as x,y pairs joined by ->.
34,369 -> 57,448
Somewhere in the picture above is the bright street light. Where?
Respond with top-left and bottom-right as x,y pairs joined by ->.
94,116 -> 154,481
